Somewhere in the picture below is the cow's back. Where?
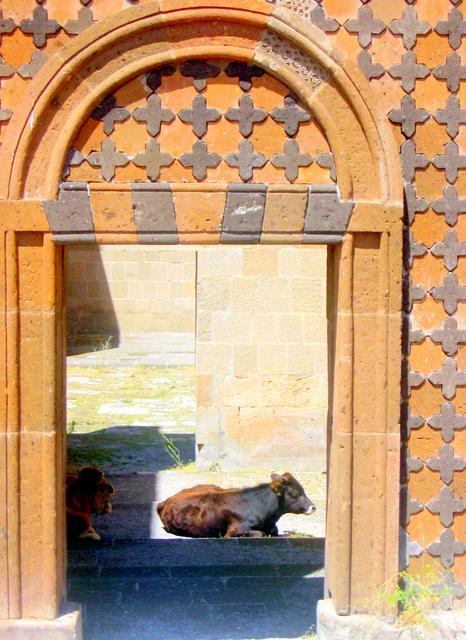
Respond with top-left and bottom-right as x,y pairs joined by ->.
157,484 -> 231,537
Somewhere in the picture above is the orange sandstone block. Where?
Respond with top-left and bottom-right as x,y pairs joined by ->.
114,76 -> 151,112
89,188 -> 136,235
410,253 -> 447,291
203,75 -> 243,112
370,0 -> 407,24
415,0 -> 455,26
370,32 -> 405,70
415,166 -> 450,202
408,467 -> 444,508
409,339 -> 447,376
407,508 -> 445,550
71,119 -> 106,156
408,426 -> 444,462
409,380 -> 446,419
174,190 -> 225,236
414,32 -> 452,69
411,209 -> 449,249
321,0 -> 361,25
412,76 -> 451,113
0,30 -> 36,68
414,121 -> 450,159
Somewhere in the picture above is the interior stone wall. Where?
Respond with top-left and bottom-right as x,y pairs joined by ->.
66,245 -> 196,338
196,245 -> 327,470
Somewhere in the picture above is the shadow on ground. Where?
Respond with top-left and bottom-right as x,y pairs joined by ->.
68,538 -> 324,640
67,426 -> 195,474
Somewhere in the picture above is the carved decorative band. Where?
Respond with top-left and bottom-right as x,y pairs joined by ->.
43,183 -> 353,244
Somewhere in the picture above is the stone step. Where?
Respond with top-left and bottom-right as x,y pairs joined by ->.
68,537 -> 325,572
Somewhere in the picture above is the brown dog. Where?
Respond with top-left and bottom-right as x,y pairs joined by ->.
66,467 -> 114,541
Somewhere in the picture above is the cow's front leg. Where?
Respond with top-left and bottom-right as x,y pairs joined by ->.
225,523 -> 266,538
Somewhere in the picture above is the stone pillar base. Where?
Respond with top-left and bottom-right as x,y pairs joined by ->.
317,599 -> 466,640
0,603 -> 82,640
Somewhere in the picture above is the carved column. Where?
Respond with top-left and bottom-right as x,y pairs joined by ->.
0,232 -> 66,620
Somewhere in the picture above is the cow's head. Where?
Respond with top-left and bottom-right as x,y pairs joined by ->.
271,472 -> 316,515
74,467 -> 114,515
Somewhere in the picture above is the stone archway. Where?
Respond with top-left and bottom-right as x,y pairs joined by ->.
0,2 -> 403,636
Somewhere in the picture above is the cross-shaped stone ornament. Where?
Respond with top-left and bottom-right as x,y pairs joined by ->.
132,139 -> 174,181
179,95 -> 221,138
224,62 -> 265,91
427,528 -> 466,567
145,65 -> 176,92
427,486 -> 466,527
180,61 -> 221,92
344,5 -> 386,48
19,6 -> 60,47
431,229 -> 466,271
91,95 -> 130,135
389,6 -> 431,50
403,405 -> 425,439
427,444 -> 466,484
433,140 -> 466,184
408,276 -> 427,310
434,96 -> 466,138
427,401 -> 466,442
389,51 -> 430,93
388,95 -> 429,137
225,95 -> 267,137
357,50 -> 385,80
408,368 -> 425,394
432,185 -> 466,226
406,229 -> 427,269
404,183 -> 428,225
17,50 -> 46,79
0,55 -> 14,78
0,102 -> 12,124
271,95 -> 311,136
133,94 -> 175,137
62,149 -> 85,179
431,570 -> 466,610
316,152 -> 336,182
435,7 -> 466,50
400,139 -> 429,182
0,13 -> 16,44
178,140 -> 221,181
87,138 -> 129,181
433,52 -> 466,93
271,139 -> 313,182
225,139 -> 267,181
431,272 -> 466,314
428,356 -> 466,399
310,5 -> 339,33
63,6 -> 94,36
431,317 -> 466,356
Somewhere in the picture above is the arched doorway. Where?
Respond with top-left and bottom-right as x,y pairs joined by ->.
0,2 -> 402,635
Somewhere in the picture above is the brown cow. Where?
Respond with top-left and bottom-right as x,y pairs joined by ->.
66,467 -> 114,541
157,472 -> 315,538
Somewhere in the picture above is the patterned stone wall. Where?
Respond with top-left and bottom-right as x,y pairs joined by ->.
1,0 -> 466,609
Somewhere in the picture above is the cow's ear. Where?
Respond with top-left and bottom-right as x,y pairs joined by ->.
103,482 -> 114,495
271,473 -> 283,496
282,472 -> 294,484
79,467 -> 103,484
